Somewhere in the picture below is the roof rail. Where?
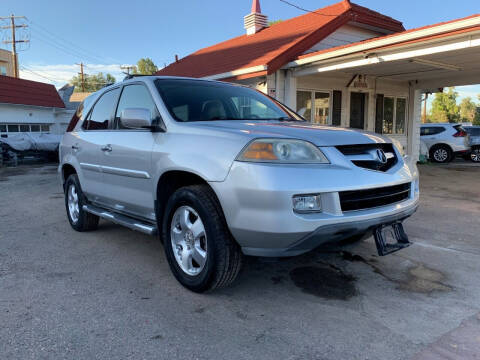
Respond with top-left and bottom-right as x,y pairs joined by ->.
122,74 -> 154,81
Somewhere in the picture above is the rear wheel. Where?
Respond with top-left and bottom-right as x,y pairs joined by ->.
162,185 -> 242,292
430,145 -> 452,163
64,174 -> 99,232
470,148 -> 480,162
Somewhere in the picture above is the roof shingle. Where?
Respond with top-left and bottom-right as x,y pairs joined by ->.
0,75 -> 65,108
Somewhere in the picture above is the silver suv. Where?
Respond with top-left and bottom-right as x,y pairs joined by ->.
420,123 -> 470,163
60,76 -> 419,292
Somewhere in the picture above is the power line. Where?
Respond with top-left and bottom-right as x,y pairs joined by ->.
278,0 -> 338,16
30,29 -> 108,64
20,65 -> 114,86
26,19 -> 122,64
19,65 -> 66,82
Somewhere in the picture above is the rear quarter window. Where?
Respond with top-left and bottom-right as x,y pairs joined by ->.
421,126 -> 445,136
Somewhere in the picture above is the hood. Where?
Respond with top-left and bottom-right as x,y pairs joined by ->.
189,121 -> 391,147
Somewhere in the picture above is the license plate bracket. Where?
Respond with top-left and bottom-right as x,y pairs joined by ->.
374,222 -> 411,256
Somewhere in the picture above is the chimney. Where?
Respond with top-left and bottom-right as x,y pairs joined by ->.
244,0 -> 268,35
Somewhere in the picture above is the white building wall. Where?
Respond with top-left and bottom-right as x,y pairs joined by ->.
304,24 -> 385,55
0,103 -> 71,135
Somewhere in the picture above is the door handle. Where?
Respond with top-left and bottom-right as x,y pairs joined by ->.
101,144 -> 112,152
72,144 -> 79,151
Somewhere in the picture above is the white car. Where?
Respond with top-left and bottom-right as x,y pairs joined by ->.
420,123 -> 470,163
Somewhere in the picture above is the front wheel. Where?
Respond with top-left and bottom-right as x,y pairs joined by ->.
162,185 -> 242,292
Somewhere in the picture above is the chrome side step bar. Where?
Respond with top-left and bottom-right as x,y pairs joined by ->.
82,204 -> 157,235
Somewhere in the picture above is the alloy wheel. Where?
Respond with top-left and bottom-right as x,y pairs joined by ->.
434,148 -> 449,162
67,184 -> 80,223
471,149 -> 480,162
170,206 -> 208,276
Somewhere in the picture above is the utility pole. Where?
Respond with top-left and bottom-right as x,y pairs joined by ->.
76,62 -> 85,92
120,65 -> 136,75
423,93 -> 429,123
0,15 -> 29,78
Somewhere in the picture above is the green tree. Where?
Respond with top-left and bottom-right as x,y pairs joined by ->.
70,72 -> 116,92
132,58 -> 158,75
429,87 -> 460,123
268,19 -> 283,26
459,97 -> 476,123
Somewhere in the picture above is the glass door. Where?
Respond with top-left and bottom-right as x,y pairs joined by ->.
296,90 -> 331,124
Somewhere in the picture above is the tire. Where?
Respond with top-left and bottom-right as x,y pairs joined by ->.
430,145 -> 452,163
470,148 -> 480,163
162,185 -> 242,292
64,174 -> 99,232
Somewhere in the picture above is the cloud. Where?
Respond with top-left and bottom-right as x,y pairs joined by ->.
455,85 -> 480,101
19,63 -> 132,88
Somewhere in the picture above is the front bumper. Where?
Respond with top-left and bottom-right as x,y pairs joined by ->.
241,204 -> 417,257
210,149 -> 420,257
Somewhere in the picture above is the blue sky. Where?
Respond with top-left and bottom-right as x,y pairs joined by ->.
1,0 -> 479,107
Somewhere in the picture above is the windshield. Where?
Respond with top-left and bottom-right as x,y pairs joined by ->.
155,79 -> 303,122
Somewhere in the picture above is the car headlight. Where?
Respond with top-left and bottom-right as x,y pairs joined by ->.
390,138 -> 405,157
237,139 -> 329,164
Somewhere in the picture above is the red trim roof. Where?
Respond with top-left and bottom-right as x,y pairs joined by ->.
156,0 -> 404,78
0,75 -> 65,108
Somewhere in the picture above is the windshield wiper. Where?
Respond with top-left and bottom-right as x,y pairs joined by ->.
274,116 -> 295,121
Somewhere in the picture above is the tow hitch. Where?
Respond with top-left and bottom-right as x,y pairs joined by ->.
374,222 -> 411,256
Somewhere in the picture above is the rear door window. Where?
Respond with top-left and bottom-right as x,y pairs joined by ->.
83,88 -> 120,130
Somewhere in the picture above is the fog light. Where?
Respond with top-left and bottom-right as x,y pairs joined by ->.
293,194 -> 322,213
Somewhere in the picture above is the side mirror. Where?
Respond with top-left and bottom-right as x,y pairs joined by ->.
120,108 -> 152,129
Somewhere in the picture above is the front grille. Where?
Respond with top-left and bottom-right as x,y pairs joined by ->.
336,143 -> 398,172
339,183 -> 411,212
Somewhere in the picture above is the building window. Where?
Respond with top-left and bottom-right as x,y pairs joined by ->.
7,124 -> 19,132
296,91 -> 312,121
0,124 -> 51,133
0,65 -> 6,76
377,96 -> 407,135
297,90 -> 332,125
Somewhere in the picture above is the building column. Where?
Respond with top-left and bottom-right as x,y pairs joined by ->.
367,90 -> 376,131
407,87 -> 422,160
341,89 -> 349,127
284,70 -> 297,109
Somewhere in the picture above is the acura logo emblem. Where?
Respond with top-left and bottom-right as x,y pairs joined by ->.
376,149 -> 388,164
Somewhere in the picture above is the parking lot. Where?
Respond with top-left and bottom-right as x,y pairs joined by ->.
1,163 -> 479,360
